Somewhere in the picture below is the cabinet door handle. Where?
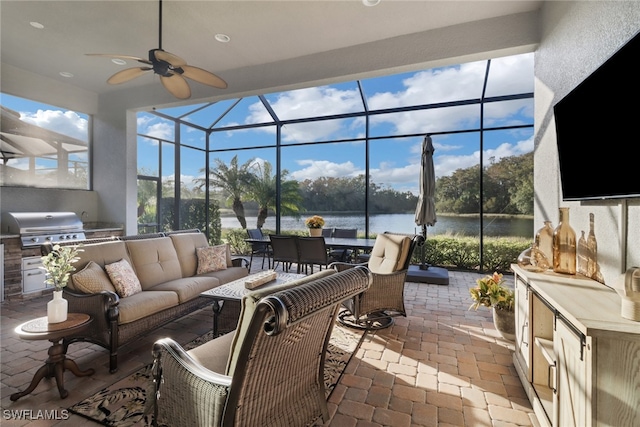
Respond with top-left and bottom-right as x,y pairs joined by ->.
27,271 -> 44,276
548,363 -> 557,393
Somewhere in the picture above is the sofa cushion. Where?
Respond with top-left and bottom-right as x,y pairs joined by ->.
148,276 -> 221,303
73,240 -> 131,273
196,245 -> 227,274
71,261 -> 116,294
169,232 -> 210,277
196,266 -> 248,285
226,269 -> 336,376
368,234 -> 412,274
125,237 -> 183,290
105,259 -> 142,297
116,290 -> 180,324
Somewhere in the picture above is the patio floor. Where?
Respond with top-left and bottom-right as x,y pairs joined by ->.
1,264 -> 537,426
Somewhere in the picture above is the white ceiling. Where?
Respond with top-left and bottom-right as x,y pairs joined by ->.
1,1 -> 542,108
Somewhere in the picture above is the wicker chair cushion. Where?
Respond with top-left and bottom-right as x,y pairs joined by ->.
71,260 -> 116,294
226,269 -> 336,376
117,290 -> 180,324
105,259 -> 142,297
196,245 -> 228,274
169,232 -> 209,277
368,234 -> 412,274
125,237 -> 183,290
186,329 -> 237,375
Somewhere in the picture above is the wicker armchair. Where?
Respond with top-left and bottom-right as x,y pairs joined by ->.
333,232 -> 423,330
151,266 -> 372,427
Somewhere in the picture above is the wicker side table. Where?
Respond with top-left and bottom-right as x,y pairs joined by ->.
10,313 -> 94,401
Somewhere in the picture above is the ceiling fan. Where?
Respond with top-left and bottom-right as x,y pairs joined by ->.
87,0 -> 227,99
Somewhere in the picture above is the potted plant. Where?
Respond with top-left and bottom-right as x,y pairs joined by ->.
41,244 -> 83,323
469,272 -> 515,341
305,215 -> 325,237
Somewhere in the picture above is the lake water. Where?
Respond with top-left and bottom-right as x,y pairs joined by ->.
222,213 -> 534,238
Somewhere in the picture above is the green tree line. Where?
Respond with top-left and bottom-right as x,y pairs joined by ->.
138,151 -> 532,231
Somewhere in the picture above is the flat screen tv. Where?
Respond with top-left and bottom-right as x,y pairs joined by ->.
553,31 -> 640,201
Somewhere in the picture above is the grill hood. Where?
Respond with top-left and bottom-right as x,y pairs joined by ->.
2,212 -> 85,247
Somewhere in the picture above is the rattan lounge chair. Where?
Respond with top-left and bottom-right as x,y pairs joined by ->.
150,266 -> 372,427
333,232 -> 422,330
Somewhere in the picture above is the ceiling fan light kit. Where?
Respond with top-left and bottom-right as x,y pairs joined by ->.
87,0 -> 227,99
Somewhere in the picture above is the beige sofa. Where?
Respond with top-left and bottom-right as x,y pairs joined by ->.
56,231 -> 248,373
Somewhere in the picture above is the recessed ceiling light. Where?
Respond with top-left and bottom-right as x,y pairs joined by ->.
30,21 -> 44,29
215,33 -> 230,43
362,0 -> 381,6
59,71 -> 74,78
111,58 -> 127,65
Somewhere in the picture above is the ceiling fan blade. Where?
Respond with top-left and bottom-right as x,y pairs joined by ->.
107,67 -> 152,84
86,53 -> 152,65
153,49 -> 187,67
160,74 -> 191,99
181,65 -> 228,89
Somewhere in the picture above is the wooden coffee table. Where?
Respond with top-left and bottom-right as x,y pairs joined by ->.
201,272 -> 305,335
10,313 -> 95,401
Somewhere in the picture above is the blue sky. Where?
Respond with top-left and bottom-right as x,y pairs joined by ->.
2,52 -> 534,196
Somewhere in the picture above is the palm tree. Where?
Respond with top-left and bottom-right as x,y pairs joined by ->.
202,155 -> 254,229
246,160 -> 302,229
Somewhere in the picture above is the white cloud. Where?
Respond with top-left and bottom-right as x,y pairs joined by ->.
21,109 -> 88,142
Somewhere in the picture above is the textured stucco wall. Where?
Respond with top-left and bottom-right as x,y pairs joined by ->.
534,1 -> 640,288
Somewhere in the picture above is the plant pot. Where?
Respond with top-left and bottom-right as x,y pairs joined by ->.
492,307 -> 515,342
309,228 -> 322,237
47,290 -> 68,324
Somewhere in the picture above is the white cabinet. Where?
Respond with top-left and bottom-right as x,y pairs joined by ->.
512,265 -> 640,427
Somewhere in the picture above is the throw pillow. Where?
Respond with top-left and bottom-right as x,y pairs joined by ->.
196,245 -> 228,274
105,259 -> 142,297
71,261 -> 117,294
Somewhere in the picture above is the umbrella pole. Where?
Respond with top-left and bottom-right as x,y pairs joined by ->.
420,224 -> 429,270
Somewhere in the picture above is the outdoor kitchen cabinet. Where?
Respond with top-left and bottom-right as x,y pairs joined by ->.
511,264 -> 640,427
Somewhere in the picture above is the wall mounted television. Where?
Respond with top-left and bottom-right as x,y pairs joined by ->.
553,31 -> 640,201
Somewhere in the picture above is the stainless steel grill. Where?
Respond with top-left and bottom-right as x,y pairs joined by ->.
2,212 -> 86,248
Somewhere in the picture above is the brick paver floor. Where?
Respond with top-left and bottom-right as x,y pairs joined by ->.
1,266 -> 537,426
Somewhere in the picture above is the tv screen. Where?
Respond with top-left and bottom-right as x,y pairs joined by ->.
553,31 -> 640,201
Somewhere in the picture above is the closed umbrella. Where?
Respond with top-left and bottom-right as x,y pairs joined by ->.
414,134 -> 436,270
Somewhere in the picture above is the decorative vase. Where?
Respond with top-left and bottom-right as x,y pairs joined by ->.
47,290 -> 68,323
492,307 -> 515,342
586,212 -> 598,279
534,220 -> 554,264
552,207 -> 576,275
309,228 -> 322,237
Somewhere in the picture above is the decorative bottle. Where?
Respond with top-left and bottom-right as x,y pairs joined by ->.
577,231 -> 588,276
586,213 -> 598,279
552,207 -> 576,275
534,221 -> 554,266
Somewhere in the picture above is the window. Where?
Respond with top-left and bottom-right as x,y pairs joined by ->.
1,94 -> 90,189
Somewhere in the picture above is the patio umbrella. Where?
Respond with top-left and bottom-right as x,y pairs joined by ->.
414,134 -> 437,270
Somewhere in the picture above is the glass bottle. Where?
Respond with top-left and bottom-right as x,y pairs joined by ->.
553,207 -> 576,274
534,221 -> 554,266
586,213 -> 597,278
577,230 -> 588,276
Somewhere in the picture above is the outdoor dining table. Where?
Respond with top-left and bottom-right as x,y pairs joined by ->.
244,236 -> 377,264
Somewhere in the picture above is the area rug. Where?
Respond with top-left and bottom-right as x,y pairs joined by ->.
68,322 -> 366,426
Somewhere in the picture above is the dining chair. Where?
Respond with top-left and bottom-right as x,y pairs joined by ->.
246,228 -> 272,270
330,228 -> 357,262
321,228 -> 334,237
297,236 -> 330,274
268,235 -> 299,272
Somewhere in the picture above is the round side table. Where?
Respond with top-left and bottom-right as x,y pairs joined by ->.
10,313 -> 95,401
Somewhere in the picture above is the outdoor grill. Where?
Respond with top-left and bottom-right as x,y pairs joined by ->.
2,212 -> 86,248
